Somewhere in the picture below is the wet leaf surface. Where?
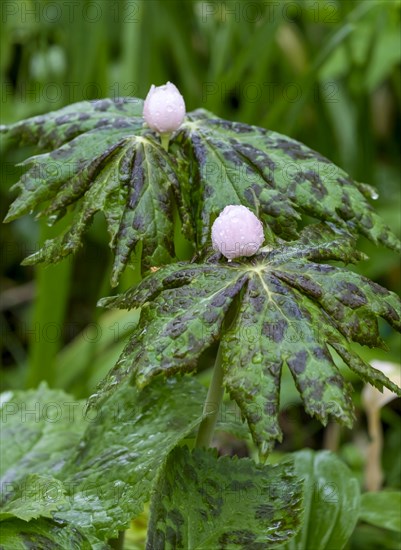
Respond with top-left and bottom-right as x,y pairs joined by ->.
146,446 -> 303,549
98,225 -> 401,459
0,377 -> 206,544
3,101 -> 399,284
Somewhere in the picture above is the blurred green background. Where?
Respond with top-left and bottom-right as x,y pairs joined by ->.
0,1 -> 400,547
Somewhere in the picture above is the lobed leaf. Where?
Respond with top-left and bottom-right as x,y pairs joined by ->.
3,100 -> 399,285
0,97 -> 144,149
15,135 -> 179,286
2,98 -> 182,285
98,226 -> 401,458
174,110 -> 400,252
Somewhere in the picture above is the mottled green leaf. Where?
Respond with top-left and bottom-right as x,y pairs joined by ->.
13,135 -> 179,286
3,100 -> 399,285
2,98 -> 182,285
282,450 -> 360,550
146,446 -> 303,549
0,97 -> 144,149
359,491 -> 401,532
0,518 -> 94,549
0,377 -> 206,544
98,225 -> 401,458
175,110 -> 400,252
0,384 -> 86,484
5,128 -> 130,223
0,474 -> 67,522
58,376 -> 206,542
98,262 -> 246,396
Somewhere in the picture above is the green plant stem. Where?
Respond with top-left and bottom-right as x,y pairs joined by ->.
108,531 -> 125,549
195,344 -> 225,448
160,133 -> 170,151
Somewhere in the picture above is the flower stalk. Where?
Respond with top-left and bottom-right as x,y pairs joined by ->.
160,133 -> 170,152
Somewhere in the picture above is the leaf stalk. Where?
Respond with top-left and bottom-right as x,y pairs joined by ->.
195,344 -> 225,448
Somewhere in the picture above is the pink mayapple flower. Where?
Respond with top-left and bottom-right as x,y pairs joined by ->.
211,205 -> 265,260
143,82 -> 186,134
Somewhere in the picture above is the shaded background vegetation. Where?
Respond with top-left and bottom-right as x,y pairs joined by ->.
1,1 -> 400,547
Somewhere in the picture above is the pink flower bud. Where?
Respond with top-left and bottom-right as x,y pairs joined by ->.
143,82 -> 186,134
211,205 -> 264,260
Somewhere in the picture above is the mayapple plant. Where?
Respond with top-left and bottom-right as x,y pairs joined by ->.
1,81 -> 401,549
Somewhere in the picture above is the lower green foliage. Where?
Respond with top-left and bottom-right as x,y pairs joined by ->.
0,518 -> 94,550
147,446 -> 303,550
0,378 -> 206,546
359,491 -> 401,533
282,450 -> 361,550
